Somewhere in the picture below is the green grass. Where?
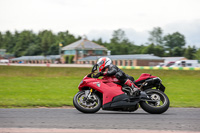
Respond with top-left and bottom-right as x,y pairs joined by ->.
0,77 -> 80,107
0,66 -> 200,108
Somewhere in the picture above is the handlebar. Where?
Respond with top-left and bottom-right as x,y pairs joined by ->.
87,72 -> 102,78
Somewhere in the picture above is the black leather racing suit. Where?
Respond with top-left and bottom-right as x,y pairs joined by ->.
104,64 -> 134,83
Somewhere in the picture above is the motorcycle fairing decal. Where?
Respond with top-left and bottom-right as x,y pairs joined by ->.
92,82 -> 101,87
93,82 -> 100,84
96,83 -> 100,87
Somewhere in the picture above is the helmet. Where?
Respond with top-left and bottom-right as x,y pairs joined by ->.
97,57 -> 112,72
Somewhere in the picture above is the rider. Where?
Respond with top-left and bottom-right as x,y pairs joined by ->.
94,57 -> 140,96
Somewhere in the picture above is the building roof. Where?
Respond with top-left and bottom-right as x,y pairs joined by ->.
78,54 -> 164,61
62,39 -> 108,51
0,49 -> 6,56
0,49 -> 6,52
162,57 -> 187,63
11,55 -> 61,61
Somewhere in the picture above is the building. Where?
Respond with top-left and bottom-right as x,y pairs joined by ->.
10,39 -> 107,64
9,39 -> 165,66
77,54 -> 164,66
11,55 -> 61,64
62,38 -> 108,63
0,49 -> 15,61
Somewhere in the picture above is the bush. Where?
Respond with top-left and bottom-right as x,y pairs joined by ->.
63,55 -> 69,64
68,55 -> 74,64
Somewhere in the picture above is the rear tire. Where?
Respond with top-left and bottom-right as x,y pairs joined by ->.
73,91 -> 101,113
140,89 -> 170,114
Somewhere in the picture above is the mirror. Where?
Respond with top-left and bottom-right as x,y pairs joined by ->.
92,64 -> 98,72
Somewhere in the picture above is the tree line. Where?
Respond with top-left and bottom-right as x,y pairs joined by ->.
93,28 -> 200,60
0,30 -> 81,57
0,27 -> 200,60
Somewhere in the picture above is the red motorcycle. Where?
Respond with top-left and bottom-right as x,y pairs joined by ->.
73,65 -> 170,114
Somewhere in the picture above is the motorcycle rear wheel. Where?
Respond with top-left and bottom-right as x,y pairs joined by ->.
73,91 -> 101,113
140,89 -> 170,114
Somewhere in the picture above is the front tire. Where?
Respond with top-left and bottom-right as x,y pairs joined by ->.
73,91 -> 101,113
140,89 -> 170,114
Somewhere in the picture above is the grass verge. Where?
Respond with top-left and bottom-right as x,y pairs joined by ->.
0,66 -> 200,108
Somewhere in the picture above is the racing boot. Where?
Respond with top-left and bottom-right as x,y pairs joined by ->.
124,79 -> 140,96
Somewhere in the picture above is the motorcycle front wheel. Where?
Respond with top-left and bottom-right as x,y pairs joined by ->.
73,91 -> 101,113
140,89 -> 170,114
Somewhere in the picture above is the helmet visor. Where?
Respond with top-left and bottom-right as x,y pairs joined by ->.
97,60 -> 105,66
97,57 -> 107,72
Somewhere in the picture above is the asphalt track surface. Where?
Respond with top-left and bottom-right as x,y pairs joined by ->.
0,108 -> 200,133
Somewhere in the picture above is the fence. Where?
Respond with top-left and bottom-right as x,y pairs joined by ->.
118,66 -> 200,71
1,63 -> 200,70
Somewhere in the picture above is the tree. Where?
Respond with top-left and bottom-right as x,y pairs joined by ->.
13,30 -> 36,57
164,32 -> 186,50
184,46 -> 196,59
171,46 -> 184,56
148,27 -> 163,46
108,29 -> 137,55
57,31 -> 79,47
141,43 -> 165,56
0,30 -> 83,56
154,45 -> 165,56
25,43 -> 42,56
194,48 -> 200,60
38,30 -> 56,56
47,43 -> 59,55
0,29 -> 194,59
110,29 -> 128,44
2,31 -> 15,53
142,44 -> 155,54
93,38 -> 104,46
0,32 -> 3,48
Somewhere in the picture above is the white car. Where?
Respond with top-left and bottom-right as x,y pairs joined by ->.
0,59 -> 9,63
170,60 -> 199,68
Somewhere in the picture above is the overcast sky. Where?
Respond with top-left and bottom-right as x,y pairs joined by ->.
0,0 -> 200,47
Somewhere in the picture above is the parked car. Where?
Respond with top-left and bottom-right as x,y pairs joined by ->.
156,62 -> 175,67
170,60 -> 200,68
0,59 -> 9,63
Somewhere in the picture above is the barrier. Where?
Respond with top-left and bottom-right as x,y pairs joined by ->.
0,63 -> 92,68
1,64 -> 200,70
118,66 -> 200,71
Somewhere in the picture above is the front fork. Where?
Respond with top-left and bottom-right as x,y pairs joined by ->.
84,89 -> 93,99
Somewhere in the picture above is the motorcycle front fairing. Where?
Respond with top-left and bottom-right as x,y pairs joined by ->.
78,75 -> 124,105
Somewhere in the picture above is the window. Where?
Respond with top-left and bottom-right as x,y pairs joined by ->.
78,50 -> 84,54
95,50 -> 103,55
115,60 -> 118,65
187,63 -> 192,66
64,50 -> 76,55
130,60 -> 133,66
166,62 -> 175,67
119,60 -> 122,66
125,60 -> 128,66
